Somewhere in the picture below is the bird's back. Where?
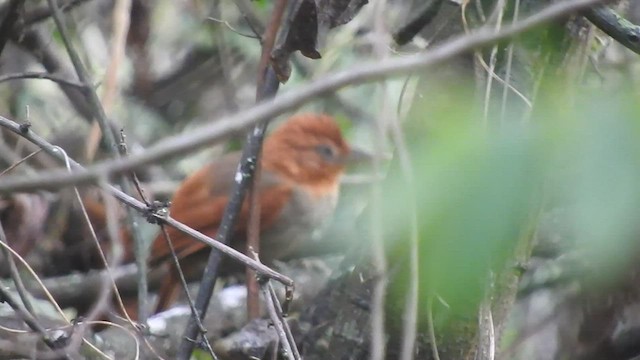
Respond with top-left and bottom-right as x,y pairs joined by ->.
147,153 -> 338,270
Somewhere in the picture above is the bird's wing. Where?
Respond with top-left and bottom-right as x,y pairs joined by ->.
148,153 -> 293,266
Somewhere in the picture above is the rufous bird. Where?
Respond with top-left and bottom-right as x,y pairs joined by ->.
142,113 -> 366,314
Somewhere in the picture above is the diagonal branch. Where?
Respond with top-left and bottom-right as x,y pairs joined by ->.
0,286 -> 75,359
176,0 -> 287,352
46,0 -> 119,152
0,0 -> 608,194
0,116 -> 294,288
584,5 -> 640,55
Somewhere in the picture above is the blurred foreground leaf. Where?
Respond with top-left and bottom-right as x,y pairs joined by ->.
383,87 -> 640,336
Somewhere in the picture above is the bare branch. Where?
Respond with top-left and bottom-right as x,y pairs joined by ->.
177,0 -> 288,355
46,0 -> 120,152
0,222 -> 35,315
584,5 -> 640,55
0,0 -> 25,55
0,71 -> 87,89
0,116 -> 294,287
0,286 -> 75,359
0,0 -> 607,193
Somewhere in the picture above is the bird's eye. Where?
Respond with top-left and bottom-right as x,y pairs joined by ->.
315,144 -> 336,161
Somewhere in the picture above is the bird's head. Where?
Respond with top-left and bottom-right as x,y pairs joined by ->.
263,113 -> 367,189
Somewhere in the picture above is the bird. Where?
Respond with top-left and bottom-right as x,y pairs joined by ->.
140,113 -> 367,315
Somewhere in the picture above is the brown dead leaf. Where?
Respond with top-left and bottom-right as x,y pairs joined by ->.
272,0 -> 368,82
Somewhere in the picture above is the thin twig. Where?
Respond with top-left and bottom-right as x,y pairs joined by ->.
482,0 -> 507,126
0,72 -> 87,89
247,0 -> 288,322
46,0 -> 119,152
52,148 -> 140,357
118,132 -> 151,324
266,282 -> 301,359
0,240 -> 113,359
392,80 -> 420,360
0,118 -> 295,285
256,0 -> 287,92
46,0 -> 146,275
461,1 -> 532,115
261,282 -> 299,360
499,0 -> 521,124
66,182 -> 125,353
488,306 -> 495,360
11,30 -> 95,121
0,148 -> 42,176
231,0 -> 368,121
158,225 -> 219,359
101,0 -> 131,115
208,16 -> 259,39
211,0 -> 241,113
371,0 -> 391,358
0,0 -> 606,193
48,0 -> 153,329
83,320 -> 141,360
426,297 -> 441,360
0,243 -> 69,318
20,0 -> 91,26
1,122 -> 297,286
86,0 -> 133,162
233,0 -> 265,39
251,246 -> 300,360
0,223 -> 35,315
0,286 -> 75,359
177,0 -> 287,352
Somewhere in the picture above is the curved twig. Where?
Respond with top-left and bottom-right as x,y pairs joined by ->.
0,71 -> 87,89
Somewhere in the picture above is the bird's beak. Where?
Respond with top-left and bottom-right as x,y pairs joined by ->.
345,147 -> 373,165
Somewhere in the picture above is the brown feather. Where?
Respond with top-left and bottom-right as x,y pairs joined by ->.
129,113 -> 352,315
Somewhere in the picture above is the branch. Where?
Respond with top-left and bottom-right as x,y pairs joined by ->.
176,0 -> 287,354
18,0 -> 91,27
0,116 -> 294,287
393,0 -> 445,46
46,0 -> 120,152
262,281 -> 299,360
0,0 -> 607,194
247,0 -> 289,323
584,5 -> 640,55
0,0 -> 25,55
0,222 -> 35,315
0,71 -> 87,89
0,286 -> 74,359
11,30 -> 95,121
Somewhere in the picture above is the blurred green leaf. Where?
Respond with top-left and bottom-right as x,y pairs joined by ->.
384,84 -> 640,332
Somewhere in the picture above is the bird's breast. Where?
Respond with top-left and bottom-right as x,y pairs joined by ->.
259,184 -> 339,261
